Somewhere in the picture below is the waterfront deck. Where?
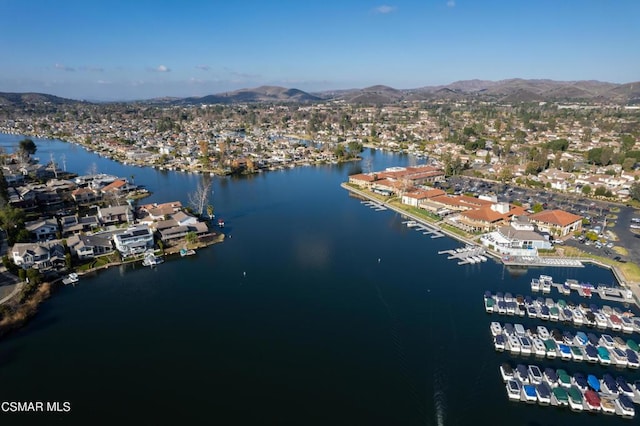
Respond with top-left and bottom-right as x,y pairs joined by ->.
401,220 -> 444,239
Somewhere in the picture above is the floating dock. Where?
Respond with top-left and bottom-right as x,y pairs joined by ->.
501,363 -> 638,418
532,277 -> 635,303
360,200 -> 387,211
401,220 -> 444,239
438,245 -> 488,265
483,291 -> 640,335
490,321 -> 640,369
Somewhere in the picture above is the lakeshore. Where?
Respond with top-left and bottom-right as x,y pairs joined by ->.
0,138 -> 635,426
341,182 -> 640,308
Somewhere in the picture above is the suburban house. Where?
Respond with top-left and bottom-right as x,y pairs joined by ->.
158,221 -> 209,243
10,241 -> 66,270
139,201 -> 184,221
24,218 -> 59,241
71,187 -> 100,204
112,225 -> 154,256
61,215 -> 100,237
528,209 -> 583,238
66,233 -> 114,259
98,205 -> 134,225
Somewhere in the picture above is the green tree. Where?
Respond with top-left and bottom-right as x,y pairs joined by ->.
185,231 -> 198,245
532,203 -> 544,213
621,134 -> 636,153
19,138 -> 37,156
594,186 -> 608,197
629,182 -> 640,202
581,185 -> 592,196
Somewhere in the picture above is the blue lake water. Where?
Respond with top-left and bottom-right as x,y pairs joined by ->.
0,134 -> 637,425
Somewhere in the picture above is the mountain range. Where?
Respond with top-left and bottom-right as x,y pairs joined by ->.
1,79 -> 639,106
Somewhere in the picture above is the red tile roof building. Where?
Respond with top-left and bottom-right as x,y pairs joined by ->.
528,209 -> 583,237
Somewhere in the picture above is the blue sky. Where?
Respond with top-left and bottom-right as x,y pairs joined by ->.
1,0 -> 638,100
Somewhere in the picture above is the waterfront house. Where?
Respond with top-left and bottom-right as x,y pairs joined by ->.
10,241 -> 66,270
112,225 -> 154,256
66,233 -> 114,259
25,218 -> 59,241
528,209 -> 583,238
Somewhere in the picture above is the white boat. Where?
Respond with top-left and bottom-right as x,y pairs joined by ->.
610,348 -> 628,368
142,252 -> 164,267
535,383 -> 552,405
615,395 -> 635,418
514,323 -> 526,337
532,338 -> 546,357
478,255 -> 488,262
500,363 -> 514,381
600,334 -> 615,349
506,379 -> 521,400
531,278 -> 540,292
621,316 -> 635,333
494,334 -> 506,351
508,335 -> 521,354
594,312 -> 609,329
62,273 -> 79,285
570,346 -> 584,362
572,309 -> 584,326
490,322 -> 502,337
520,336 -> 532,355
528,365 -> 543,384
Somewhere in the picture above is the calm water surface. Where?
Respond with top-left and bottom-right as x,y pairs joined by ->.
0,134 -> 637,425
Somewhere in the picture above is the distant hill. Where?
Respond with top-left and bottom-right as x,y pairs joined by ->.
4,79 -> 640,106
176,86 -> 321,105
0,92 -> 82,106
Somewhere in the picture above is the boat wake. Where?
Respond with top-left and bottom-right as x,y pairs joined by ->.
433,369 -> 447,426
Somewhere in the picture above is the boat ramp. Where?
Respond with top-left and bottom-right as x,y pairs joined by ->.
402,220 -> 444,239
360,200 -> 387,211
438,245 -> 488,265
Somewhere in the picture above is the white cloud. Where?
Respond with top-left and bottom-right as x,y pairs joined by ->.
446,0 -> 456,7
149,65 -> 171,72
96,80 -> 111,85
373,5 -> 396,14
54,63 -> 75,72
196,64 -> 210,71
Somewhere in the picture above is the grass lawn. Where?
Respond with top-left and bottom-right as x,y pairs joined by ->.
562,246 -> 640,282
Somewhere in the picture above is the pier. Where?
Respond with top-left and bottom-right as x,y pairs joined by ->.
360,200 -> 387,211
531,276 -> 635,304
438,245 -> 488,265
402,220 -> 444,239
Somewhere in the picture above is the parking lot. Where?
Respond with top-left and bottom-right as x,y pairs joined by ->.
434,176 -> 640,265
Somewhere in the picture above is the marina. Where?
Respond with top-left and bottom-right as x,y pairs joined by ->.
500,362 -> 638,417
531,275 -> 634,303
490,321 -> 640,369
483,291 -> 640,334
